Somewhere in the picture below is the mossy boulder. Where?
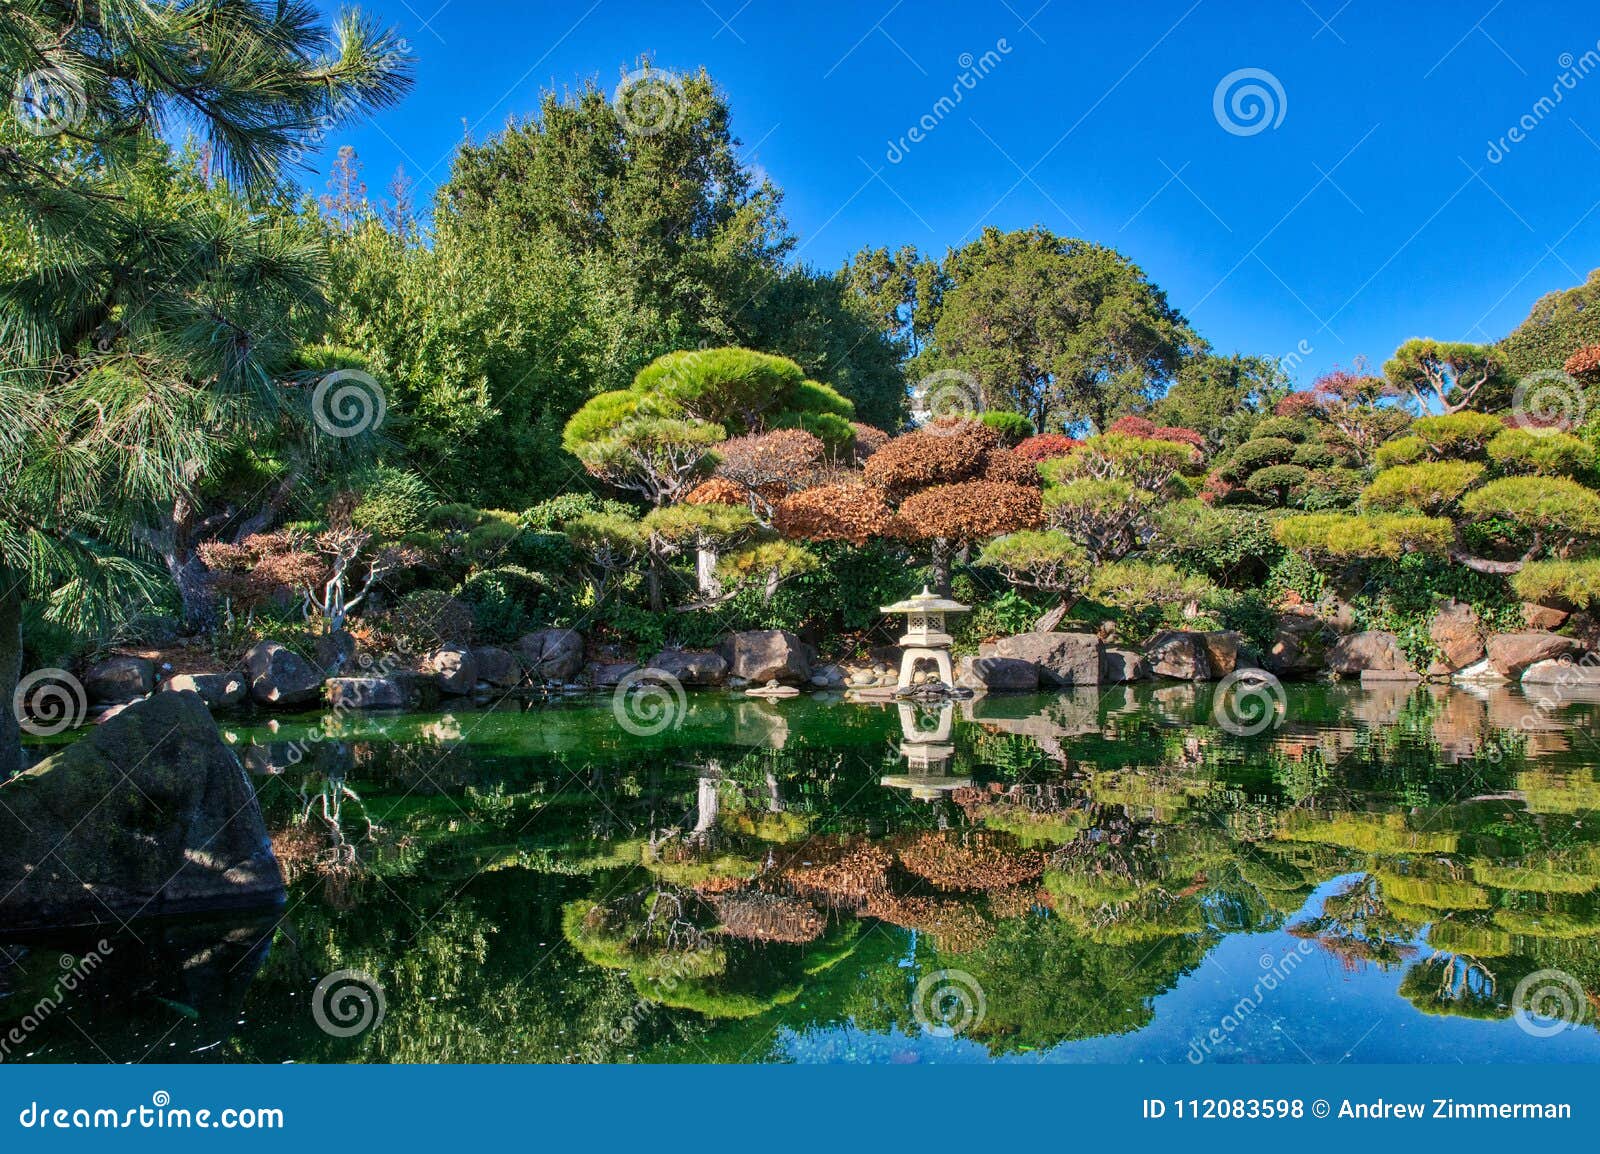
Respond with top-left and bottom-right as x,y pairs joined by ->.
0,691 -> 284,930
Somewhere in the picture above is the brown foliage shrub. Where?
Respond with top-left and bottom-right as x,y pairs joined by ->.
714,428 -> 825,493
982,448 -> 1044,487
773,483 -> 900,545
862,426 -> 988,496
1564,344 -> 1600,382
897,481 -> 1042,542
1013,433 -> 1082,462
684,478 -> 747,506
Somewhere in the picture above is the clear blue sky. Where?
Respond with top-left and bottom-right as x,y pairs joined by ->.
308,0 -> 1600,385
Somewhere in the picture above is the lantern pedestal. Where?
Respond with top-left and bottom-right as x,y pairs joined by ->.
879,587 -> 971,691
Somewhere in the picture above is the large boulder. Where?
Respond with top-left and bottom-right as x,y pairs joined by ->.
471,646 -> 522,688
1200,631 -> 1248,678
1326,631 -> 1411,676
1429,601 -> 1483,673
0,691 -> 284,930
1146,631 -> 1211,681
1522,602 -> 1570,631
650,649 -> 729,686
243,640 -> 323,707
426,644 -> 477,695
325,677 -> 409,710
956,655 -> 1039,693
83,655 -> 155,704
985,632 -> 1101,686
588,662 -> 639,688
161,671 -> 246,709
1487,632 -> 1580,678
1101,647 -> 1149,683
1265,610 -> 1336,678
1521,658 -> 1600,686
718,630 -> 811,684
312,629 -> 358,675
516,628 -> 585,682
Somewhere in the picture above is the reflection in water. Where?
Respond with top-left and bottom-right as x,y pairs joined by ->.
5,682 -> 1600,1063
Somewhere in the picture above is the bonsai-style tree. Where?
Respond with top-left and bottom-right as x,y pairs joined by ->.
565,511 -> 648,601
561,391 -> 726,506
712,428 -> 827,520
899,480 -> 1042,591
1383,339 -> 1506,414
640,503 -> 759,602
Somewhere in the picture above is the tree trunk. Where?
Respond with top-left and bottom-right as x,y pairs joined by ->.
695,547 -> 722,598
0,584 -> 23,781
930,539 -> 952,596
1033,599 -> 1070,633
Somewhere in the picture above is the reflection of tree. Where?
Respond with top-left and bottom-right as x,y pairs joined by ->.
1289,875 -> 1418,972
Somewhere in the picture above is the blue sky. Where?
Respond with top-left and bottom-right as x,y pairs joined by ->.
308,0 -> 1600,385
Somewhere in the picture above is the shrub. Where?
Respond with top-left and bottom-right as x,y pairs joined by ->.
522,492 -> 638,531
1486,428 -> 1593,477
1085,561 -> 1215,615
1155,502 -> 1281,583
978,530 -> 1092,593
1511,558 -> 1600,607
851,422 -> 890,461
898,481 -> 1042,542
1225,437 -> 1296,476
1105,415 -> 1206,452
1274,512 -> 1454,559
1563,344 -> 1600,383
1013,433 -> 1082,462
1291,441 -> 1337,468
456,565 -> 552,641
1246,463 -> 1311,502
1361,461 -> 1484,512
862,426 -> 987,496
1250,415 -> 1314,442
713,428 -> 826,493
1411,412 -> 1504,457
774,483 -> 898,545
979,410 -> 1035,445
1373,435 -> 1426,469
350,465 -> 434,538
383,590 -> 474,650
1460,475 -> 1600,539
683,477 -> 747,506
981,447 -> 1044,487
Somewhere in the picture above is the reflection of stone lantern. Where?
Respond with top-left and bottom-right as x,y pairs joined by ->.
880,586 -> 970,690
880,703 -> 971,801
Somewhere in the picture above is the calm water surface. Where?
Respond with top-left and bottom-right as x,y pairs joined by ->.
6,681 -> 1600,1064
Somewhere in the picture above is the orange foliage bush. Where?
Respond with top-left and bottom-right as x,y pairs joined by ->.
1013,433 -> 1082,462
861,426 -> 988,496
683,478 -> 746,506
851,421 -> 890,461
1564,344 -> 1600,382
897,481 -> 1042,542
773,483 -> 900,545
982,447 -> 1044,487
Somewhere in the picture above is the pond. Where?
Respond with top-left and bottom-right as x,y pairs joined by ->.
5,680 -> 1600,1064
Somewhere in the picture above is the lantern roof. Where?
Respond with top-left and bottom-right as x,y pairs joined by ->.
880,585 -> 971,615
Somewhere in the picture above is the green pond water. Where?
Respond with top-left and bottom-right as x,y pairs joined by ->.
6,680 -> 1600,1064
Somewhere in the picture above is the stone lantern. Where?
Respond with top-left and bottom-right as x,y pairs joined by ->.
880,586 -> 970,690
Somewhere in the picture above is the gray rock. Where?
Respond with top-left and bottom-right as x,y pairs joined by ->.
1429,600 -> 1483,672
471,646 -> 522,688
161,672 -> 246,708
1521,657 -> 1600,685
1327,631 -> 1411,676
649,649 -> 729,686
588,662 -> 639,688
325,677 -> 409,709
988,632 -> 1101,686
313,629 -> 358,675
956,655 -> 1039,692
517,628 -> 585,682
243,641 -> 323,707
83,655 -> 155,704
1101,647 -> 1149,683
427,644 -> 477,695
1146,631 -> 1212,680
1486,632 -> 1579,678
1200,631 -> 1247,678
809,663 -> 847,689
717,629 -> 811,684
0,691 -> 283,930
